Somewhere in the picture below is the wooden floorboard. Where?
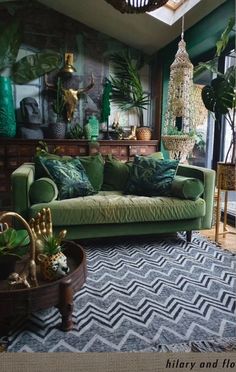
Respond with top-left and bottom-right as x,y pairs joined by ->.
202,223 -> 236,253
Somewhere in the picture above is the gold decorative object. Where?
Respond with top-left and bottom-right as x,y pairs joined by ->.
29,208 -> 67,257
45,54 -> 95,123
164,18 -> 194,135
59,53 -> 76,76
29,208 -> 69,281
136,126 -> 152,140
0,212 -> 38,288
126,125 -> 137,140
105,0 -> 168,13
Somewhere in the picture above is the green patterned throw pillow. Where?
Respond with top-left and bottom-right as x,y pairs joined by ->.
125,156 -> 179,196
38,156 -> 95,199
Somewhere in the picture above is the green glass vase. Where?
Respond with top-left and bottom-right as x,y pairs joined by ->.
0,76 -> 16,137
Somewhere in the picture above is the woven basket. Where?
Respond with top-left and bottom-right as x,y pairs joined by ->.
162,135 -> 195,163
136,127 -> 152,140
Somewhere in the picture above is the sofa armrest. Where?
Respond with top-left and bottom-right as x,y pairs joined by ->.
11,163 -> 35,220
177,164 -> 216,229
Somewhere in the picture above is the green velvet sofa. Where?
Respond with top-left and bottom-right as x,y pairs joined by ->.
11,161 -> 215,242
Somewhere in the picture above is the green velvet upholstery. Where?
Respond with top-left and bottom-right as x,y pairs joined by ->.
29,177 -> 58,204
171,175 -> 204,201
11,162 -> 216,240
125,157 -> 179,196
28,191 -> 205,226
79,154 -> 104,191
102,155 -> 131,191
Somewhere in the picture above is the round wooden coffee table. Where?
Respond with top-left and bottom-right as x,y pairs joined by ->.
0,241 -> 87,332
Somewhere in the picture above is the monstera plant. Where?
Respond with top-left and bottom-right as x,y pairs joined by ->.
194,17 -> 235,164
201,65 -> 235,163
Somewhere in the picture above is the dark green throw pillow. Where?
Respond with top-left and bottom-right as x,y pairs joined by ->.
79,154 -> 104,192
125,156 -> 179,196
38,157 -> 95,199
29,177 -> 58,204
35,153 -> 72,179
171,175 -> 204,200
102,155 -> 131,191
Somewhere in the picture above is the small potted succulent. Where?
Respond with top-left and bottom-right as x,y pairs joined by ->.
0,226 -> 29,279
37,233 -> 69,281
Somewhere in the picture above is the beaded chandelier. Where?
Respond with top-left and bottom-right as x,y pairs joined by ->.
165,18 -> 194,134
105,0 -> 169,13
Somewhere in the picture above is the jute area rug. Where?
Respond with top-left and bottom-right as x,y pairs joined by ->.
2,232 -> 236,352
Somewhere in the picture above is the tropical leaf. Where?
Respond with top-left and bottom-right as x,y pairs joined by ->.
202,77 -> 234,119
193,59 -> 219,79
109,51 -> 150,123
12,50 -> 63,84
216,16 -> 235,57
0,227 -> 29,257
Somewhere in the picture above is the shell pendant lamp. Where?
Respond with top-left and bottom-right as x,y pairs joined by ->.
165,17 -> 194,134
105,0 -> 169,13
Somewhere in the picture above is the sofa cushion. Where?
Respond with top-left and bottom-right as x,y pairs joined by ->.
171,175 -> 204,200
79,154 -> 104,191
35,154 -> 72,179
29,191 -> 206,226
38,157 -> 95,199
102,152 -> 164,192
102,155 -> 131,191
35,153 -> 104,192
29,177 -> 58,204
125,156 -> 179,196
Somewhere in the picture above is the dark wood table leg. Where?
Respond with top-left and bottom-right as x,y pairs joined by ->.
59,279 -> 74,331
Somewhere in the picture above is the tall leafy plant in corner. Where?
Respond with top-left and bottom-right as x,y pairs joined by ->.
194,17 -> 236,163
109,50 -> 150,126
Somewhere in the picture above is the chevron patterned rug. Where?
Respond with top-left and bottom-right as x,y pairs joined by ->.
3,232 -> 236,352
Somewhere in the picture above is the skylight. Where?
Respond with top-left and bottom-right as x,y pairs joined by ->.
148,0 -> 201,26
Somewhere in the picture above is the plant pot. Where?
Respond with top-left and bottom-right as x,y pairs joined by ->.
49,121 -> 66,139
0,255 -> 17,280
162,135 -> 195,163
136,126 -> 152,140
217,162 -> 236,191
0,77 -> 16,137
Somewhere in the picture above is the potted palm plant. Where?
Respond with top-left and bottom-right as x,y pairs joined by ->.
109,50 -> 151,139
48,77 -> 67,139
0,5 -> 62,138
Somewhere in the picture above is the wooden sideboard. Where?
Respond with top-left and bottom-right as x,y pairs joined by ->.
0,138 -> 159,208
